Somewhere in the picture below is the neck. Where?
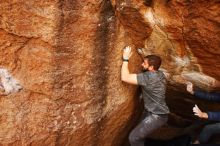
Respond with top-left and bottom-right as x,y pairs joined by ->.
149,69 -> 157,72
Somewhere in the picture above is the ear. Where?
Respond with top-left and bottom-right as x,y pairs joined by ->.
148,66 -> 154,71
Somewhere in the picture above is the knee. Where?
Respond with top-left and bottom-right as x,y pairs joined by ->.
129,132 -> 136,143
129,131 -> 139,144
199,126 -> 212,143
202,125 -> 214,134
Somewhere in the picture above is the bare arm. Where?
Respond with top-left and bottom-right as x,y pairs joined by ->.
121,61 -> 138,85
121,46 -> 138,85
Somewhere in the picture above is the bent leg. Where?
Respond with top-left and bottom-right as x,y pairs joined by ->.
199,122 -> 220,144
129,113 -> 167,146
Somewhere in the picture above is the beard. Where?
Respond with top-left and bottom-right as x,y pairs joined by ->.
142,68 -> 149,72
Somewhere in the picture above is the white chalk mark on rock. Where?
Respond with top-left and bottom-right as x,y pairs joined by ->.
0,68 -> 22,95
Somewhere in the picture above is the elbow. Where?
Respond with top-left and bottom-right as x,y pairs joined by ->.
121,75 -> 126,82
121,76 -> 125,82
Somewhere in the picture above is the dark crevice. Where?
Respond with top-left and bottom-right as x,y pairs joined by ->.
54,0 -> 64,145
91,0 -> 116,145
143,0 -> 153,7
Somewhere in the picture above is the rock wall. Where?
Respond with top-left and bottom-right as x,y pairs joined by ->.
0,0 -> 219,146
0,0 -> 142,146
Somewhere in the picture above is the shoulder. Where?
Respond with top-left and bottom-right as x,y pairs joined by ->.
138,71 -> 149,76
158,70 -> 166,77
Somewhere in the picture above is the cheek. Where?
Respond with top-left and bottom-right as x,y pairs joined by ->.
142,64 -> 148,69
143,63 -> 148,68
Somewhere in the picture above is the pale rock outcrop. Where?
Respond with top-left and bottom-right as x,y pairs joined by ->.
0,68 -> 22,95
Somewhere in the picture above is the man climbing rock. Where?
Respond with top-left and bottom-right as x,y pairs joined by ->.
121,46 -> 170,146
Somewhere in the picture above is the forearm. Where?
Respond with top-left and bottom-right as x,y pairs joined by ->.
194,90 -> 220,102
121,61 -> 138,84
200,112 -> 208,119
121,62 -> 129,81
121,46 -> 138,85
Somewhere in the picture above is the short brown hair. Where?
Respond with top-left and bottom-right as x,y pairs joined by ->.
144,55 -> 161,70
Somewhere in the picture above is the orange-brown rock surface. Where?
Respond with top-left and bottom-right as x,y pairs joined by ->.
0,0 -> 219,146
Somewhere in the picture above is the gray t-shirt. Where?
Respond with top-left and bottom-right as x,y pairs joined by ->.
137,70 -> 170,114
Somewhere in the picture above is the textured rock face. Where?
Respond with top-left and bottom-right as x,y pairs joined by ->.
0,0 -> 141,146
0,0 -> 219,146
